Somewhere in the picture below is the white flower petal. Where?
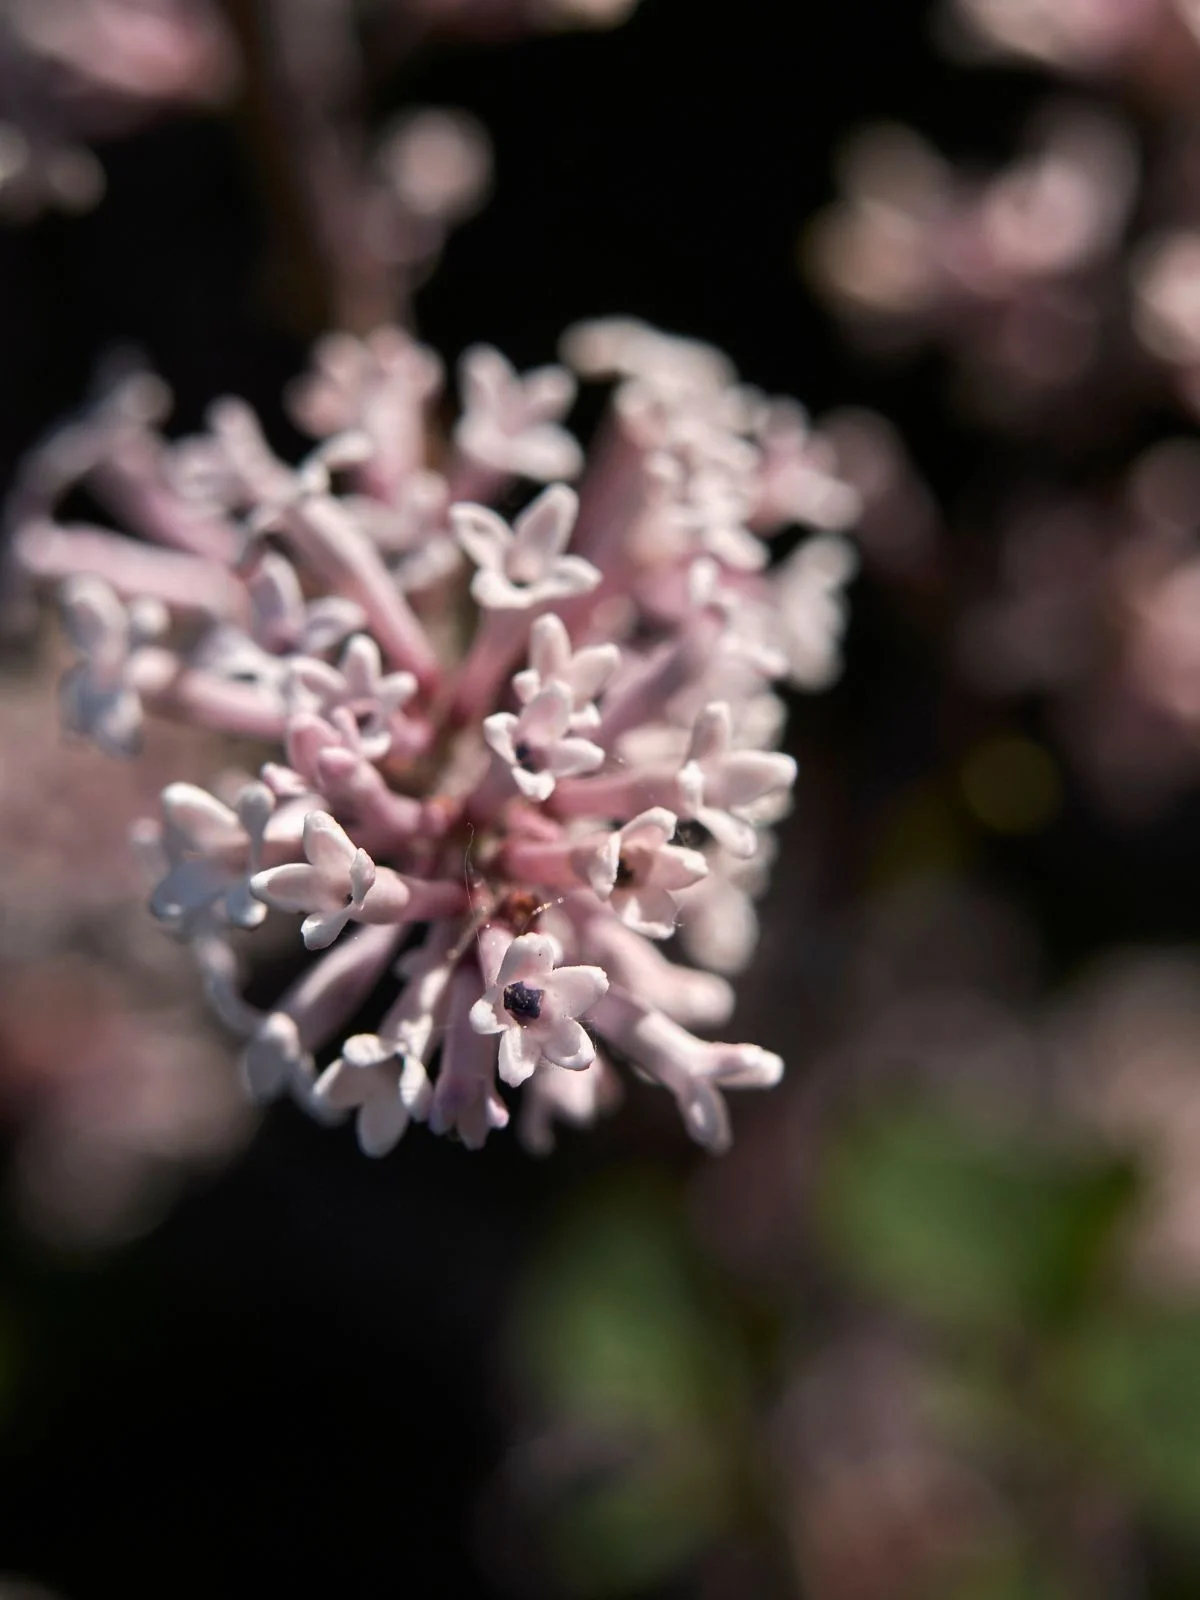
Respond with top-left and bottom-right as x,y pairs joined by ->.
301,906 -> 352,950
482,711 -> 519,763
303,810 -> 357,875
686,702 -> 732,765
520,684 -> 573,743
544,964 -> 609,1019
313,1058 -> 373,1111
452,503 -> 511,570
618,885 -> 679,939
161,783 -> 240,851
545,736 -> 605,778
678,1080 -> 732,1153
497,933 -> 561,986
539,1016 -> 595,1072
547,554 -> 602,597
619,807 -> 677,853
250,862 -> 333,913
509,485 -> 579,575
499,1025 -> 541,1087
469,995 -> 505,1035
710,751 -> 797,809
513,767 -> 557,800
695,805 -> 759,859
357,1091 -> 410,1157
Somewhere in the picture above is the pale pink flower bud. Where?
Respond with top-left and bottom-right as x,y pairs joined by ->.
591,989 -> 783,1153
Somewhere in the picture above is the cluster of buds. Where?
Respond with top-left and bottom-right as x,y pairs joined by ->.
11,318 -> 858,1156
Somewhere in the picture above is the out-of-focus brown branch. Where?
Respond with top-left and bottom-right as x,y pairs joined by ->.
218,0 -> 395,336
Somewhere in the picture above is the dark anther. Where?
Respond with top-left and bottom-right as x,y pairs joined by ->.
513,740 -> 538,773
670,818 -> 711,850
614,853 -> 636,889
503,981 -> 543,1024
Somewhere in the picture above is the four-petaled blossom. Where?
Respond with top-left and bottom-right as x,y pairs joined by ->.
512,612 -> 620,729
251,811 -> 400,950
483,682 -> 605,800
150,779 -> 276,933
287,326 -> 443,488
285,634 -> 418,761
454,345 -> 584,482
452,484 -> 599,609
312,1035 -> 433,1157
245,551 -> 365,658
59,575 -> 165,756
469,933 -> 609,1087
582,808 -> 709,938
678,701 -> 797,857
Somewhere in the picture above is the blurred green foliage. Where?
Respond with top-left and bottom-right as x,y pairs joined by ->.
818,1099 -> 1138,1332
513,1095 -> 1200,1597
1070,1308 -> 1200,1530
510,1173 -> 758,1596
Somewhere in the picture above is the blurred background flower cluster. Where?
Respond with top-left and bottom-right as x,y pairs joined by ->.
4,1 -> 1200,1597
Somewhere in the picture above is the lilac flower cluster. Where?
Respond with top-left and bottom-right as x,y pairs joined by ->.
13,319 -> 858,1156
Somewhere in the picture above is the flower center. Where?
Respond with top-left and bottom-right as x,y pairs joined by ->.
513,740 -> 540,773
671,818 -> 711,850
503,981 -> 543,1024
614,852 -> 636,889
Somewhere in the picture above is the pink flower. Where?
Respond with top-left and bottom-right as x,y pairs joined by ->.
250,811 -> 402,950
469,933 -> 608,1086
284,634 -> 418,761
454,345 -> 583,482
678,701 -> 797,858
582,807 -> 708,938
773,532 -> 858,690
452,484 -> 599,609
286,327 -> 443,495
512,612 -> 620,729
149,778 -> 276,933
312,1035 -> 433,1157
483,681 -> 605,800
58,575 -> 165,755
